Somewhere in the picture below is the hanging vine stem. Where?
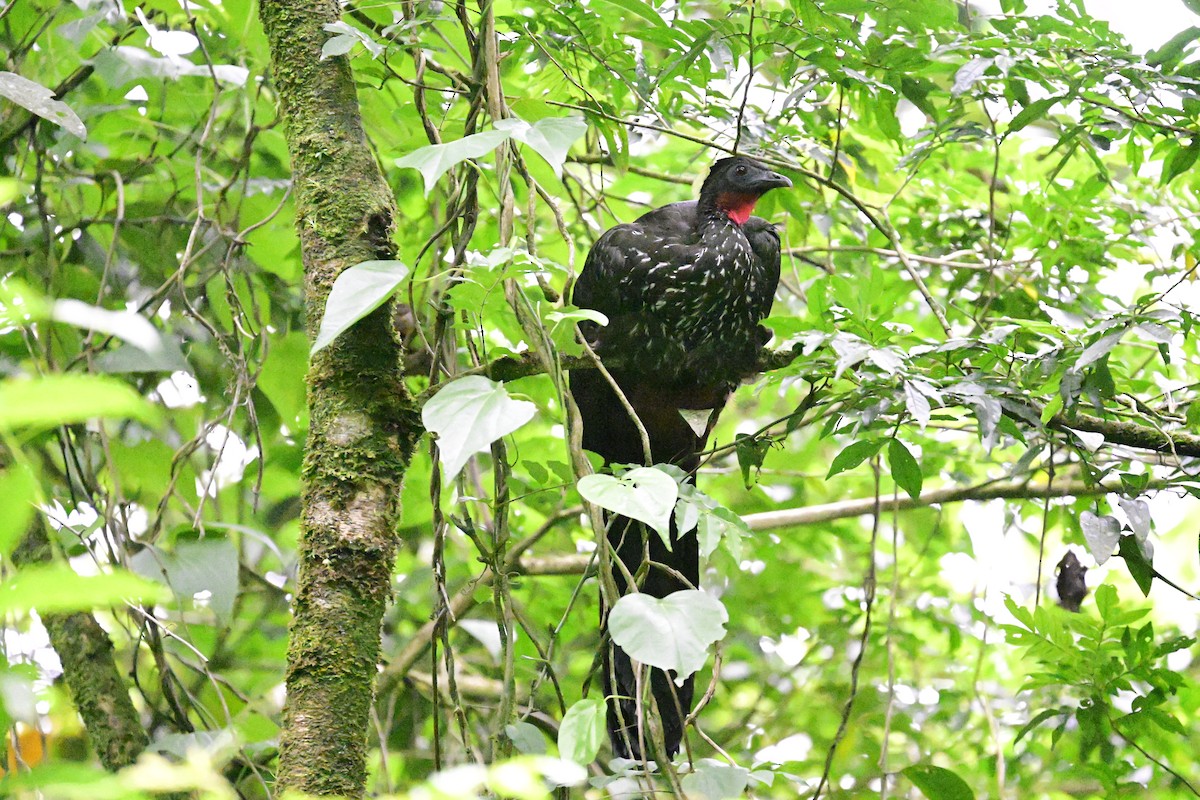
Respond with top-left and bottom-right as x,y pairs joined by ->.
811,457 -> 881,800
1034,439 -> 1056,608
878,487 -> 900,800
732,0 -> 756,155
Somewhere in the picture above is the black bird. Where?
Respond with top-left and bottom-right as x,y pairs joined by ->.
570,156 -> 790,759
1055,550 -> 1088,612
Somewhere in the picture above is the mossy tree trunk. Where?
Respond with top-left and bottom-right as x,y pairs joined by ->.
258,0 -> 421,795
12,522 -> 149,771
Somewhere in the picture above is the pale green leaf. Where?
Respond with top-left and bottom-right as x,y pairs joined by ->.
1081,511 -> 1120,566
681,759 -> 751,800
130,536 -> 240,619
556,697 -> 605,765
577,466 -> 677,541
0,465 -> 38,560
395,130 -> 511,195
495,116 -> 588,177
311,260 -> 410,354
422,376 -> 537,480
0,71 -> 86,138
505,722 -> 547,755
51,298 -> 165,355
608,589 -> 728,678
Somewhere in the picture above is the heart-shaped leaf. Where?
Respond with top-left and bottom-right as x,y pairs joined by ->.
1118,497 -> 1151,542
422,376 -> 537,480
495,116 -> 588,177
608,589 -> 728,679
681,759 -> 751,800
577,467 -> 677,541
1081,511 -> 1121,565
395,129 -> 511,195
311,260 -> 410,354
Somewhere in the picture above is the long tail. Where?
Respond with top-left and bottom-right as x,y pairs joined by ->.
571,368 -> 709,759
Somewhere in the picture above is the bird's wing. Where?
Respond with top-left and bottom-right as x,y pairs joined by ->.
744,216 -> 782,322
574,220 -> 704,318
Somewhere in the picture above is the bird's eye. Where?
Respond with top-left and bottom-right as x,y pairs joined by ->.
735,165 -> 747,175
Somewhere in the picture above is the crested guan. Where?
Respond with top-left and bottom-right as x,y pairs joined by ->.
570,156 -> 790,759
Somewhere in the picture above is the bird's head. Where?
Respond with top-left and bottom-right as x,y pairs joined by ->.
700,156 -> 792,225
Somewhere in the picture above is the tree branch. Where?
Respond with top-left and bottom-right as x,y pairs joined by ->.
380,476 -> 1159,686
1050,410 -> 1200,459
476,349 -> 1200,460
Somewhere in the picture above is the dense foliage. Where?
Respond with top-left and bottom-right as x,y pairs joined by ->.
1,0 -> 1198,797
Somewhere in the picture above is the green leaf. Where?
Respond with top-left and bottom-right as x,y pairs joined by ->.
1007,96 -> 1062,135
734,433 -> 772,488
1093,583 -> 1117,621
1117,534 -> 1154,596
557,697 -> 605,765
1075,330 -> 1124,370
129,536 -> 240,620
951,57 -> 993,97
1040,393 -> 1064,424
506,721 -> 547,756
608,589 -> 728,678
0,71 -> 86,139
1013,707 -> 1065,745
0,465 -> 38,559
311,259 -> 410,354
577,466 -> 678,542
495,116 -> 587,177
0,374 -> 159,431
695,503 -> 750,561
395,129 -> 511,195
1146,26 -> 1200,67
0,564 -> 167,615
887,439 -> 922,500
1161,139 -> 1200,186
593,0 -> 669,30
902,764 -> 975,800
680,759 -> 751,800
422,376 -> 537,481
827,439 -> 882,479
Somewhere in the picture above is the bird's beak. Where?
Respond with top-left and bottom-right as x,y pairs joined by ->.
753,171 -> 792,192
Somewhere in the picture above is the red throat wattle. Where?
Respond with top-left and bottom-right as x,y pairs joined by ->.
716,191 -> 759,225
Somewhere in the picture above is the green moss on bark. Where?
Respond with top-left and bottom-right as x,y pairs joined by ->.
259,0 -> 422,795
13,525 -> 148,771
